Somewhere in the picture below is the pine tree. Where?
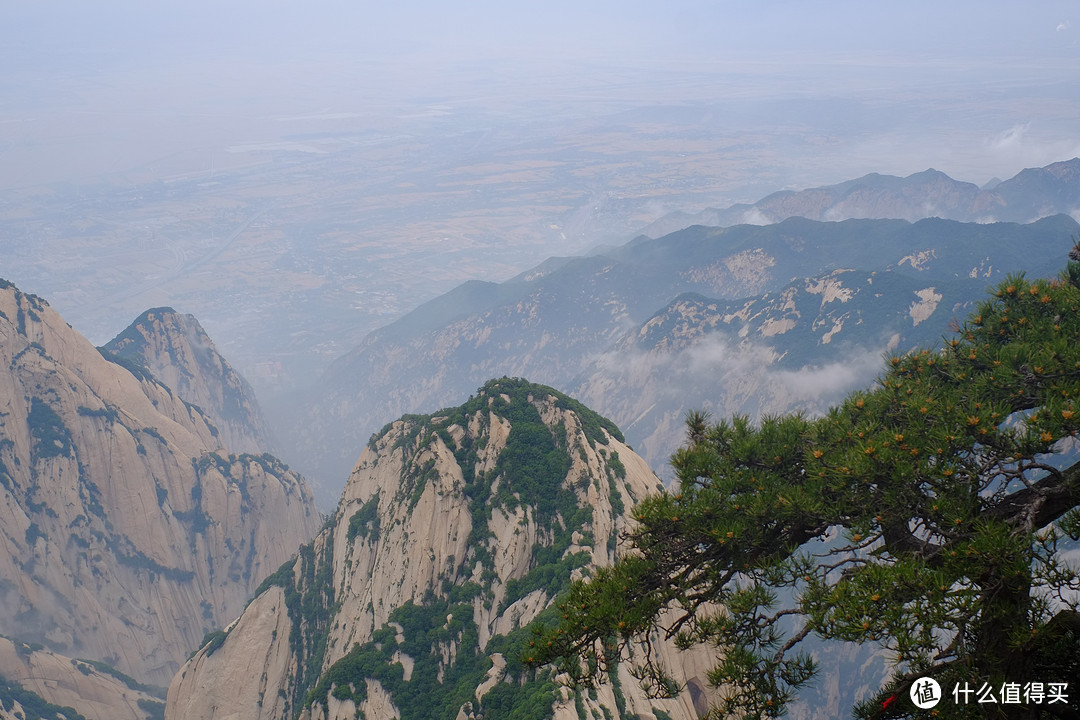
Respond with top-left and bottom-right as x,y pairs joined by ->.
529,248 -> 1080,719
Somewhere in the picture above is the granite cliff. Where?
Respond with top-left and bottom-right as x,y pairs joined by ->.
0,280 -> 322,694
103,307 -> 273,455
168,378 -> 716,720
0,637 -> 163,720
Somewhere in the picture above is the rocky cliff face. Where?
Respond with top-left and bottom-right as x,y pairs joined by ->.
569,266 -> 984,474
563,216 -> 1079,475
103,307 -> 273,455
0,637 -> 163,720
168,378 -> 716,720
0,280 -> 322,687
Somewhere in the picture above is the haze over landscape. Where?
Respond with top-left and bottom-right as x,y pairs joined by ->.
3,3 -> 1080,718
3,2 -> 1077,399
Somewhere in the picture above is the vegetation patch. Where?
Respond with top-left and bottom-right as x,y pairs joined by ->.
309,597 -> 563,720
397,455 -> 438,511
77,476 -> 106,520
550,393 -> 624,446
96,346 -> 154,383
0,457 -> 12,493
258,526 -> 337,717
139,427 -> 166,445
501,549 -> 591,614
194,452 -> 231,477
24,523 -> 46,546
71,659 -> 166,698
137,698 -> 166,720
606,451 -> 626,481
246,453 -> 290,475
195,630 -> 228,658
76,405 -> 118,423
490,389 -> 572,522
27,398 -> 72,461
115,547 -> 194,582
173,507 -> 211,534
0,672 -> 88,720
347,492 -> 381,543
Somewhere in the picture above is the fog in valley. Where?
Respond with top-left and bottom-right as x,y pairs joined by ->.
3,0 -> 1078,491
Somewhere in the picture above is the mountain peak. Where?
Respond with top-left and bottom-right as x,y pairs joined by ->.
1045,157 -> 1080,177
906,167 -> 952,181
457,377 -> 625,444
0,279 -> 321,689
105,308 -> 273,453
167,381 -> 722,720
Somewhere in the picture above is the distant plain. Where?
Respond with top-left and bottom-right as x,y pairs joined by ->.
2,2 -> 1078,435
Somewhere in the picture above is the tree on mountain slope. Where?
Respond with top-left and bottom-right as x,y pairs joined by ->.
530,248 -> 1080,719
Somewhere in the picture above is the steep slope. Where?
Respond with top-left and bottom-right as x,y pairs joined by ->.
640,158 -> 1080,237
985,157 -> 1080,219
103,307 -> 273,454
0,670 -> 88,720
569,266 -> 994,473
290,215 -> 1079,498
0,280 -> 322,687
168,379 -> 715,720
0,638 -> 162,720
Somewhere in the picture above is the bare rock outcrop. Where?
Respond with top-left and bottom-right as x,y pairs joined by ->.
0,280 -> 322,693
103,306 -> 273,454
167,378 -> 715,720
0,637 -> 162,720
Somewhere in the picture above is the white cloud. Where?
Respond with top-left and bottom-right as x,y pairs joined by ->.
740,207 -> 774,226
989,124 -> 1030,151
983,124 -> 1080,178
774,348 -> 885,405
578,331 -> 890,475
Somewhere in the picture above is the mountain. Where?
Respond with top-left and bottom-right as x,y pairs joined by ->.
103,307 -> 273,455
639,158 -> 1080,238
0,279 -> 322,692
567,266 -> 985,475
993,158 -> 1080,217
167,379 -> 716,720
288,214 -> 1079,498
0,638 -> 163,720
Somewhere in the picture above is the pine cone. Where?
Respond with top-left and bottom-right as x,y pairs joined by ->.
1069,245 -> 1080,262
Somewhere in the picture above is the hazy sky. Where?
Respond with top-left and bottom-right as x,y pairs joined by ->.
3,2 -> 1079,329
5,1 -> 1077,66
2,0 -> 1078,477
3,1 -> 1077,187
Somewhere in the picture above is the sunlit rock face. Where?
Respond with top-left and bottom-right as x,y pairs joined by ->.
104,306 -> 274,455
168,378 -> 717,720
0,638 -> 164,720
0,280 -> 321,687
